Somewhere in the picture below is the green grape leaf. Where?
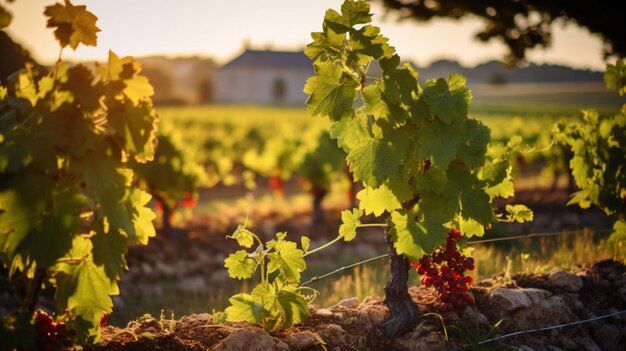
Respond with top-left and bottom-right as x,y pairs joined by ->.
229,225 -> 255,248
91,229 -> 128,281
458,216 -> 485,237
380,56 -> 420,106
505,204 -> 534,223
305,26 -> 345,61
484,176 -> 515,199
11,66 -> 39,106
347,136 -> 402,188
569,155 -> 590,189
418,120 -> 463,169
604,60 -> 626,96
357,184 -> 401,216
250,282 -> 278,313
458,119 -> 490,167
44,0 -> 100,50
481,160 -> 514,198
0,173 -> 48,258
267,241 -> 306,283
63,64 -> 101,112
339,208 -> 362,241
388,209 -> 426,262
126,188 -> 156,245
460,186 -> 493,225
324,0 -> 371,34
274,282 -> 310,329
301,236 -> 310,252
329,110 -> 367,151
363,84 -> 390,121
53,236 -> 117,343
224,250 -> 256,280
15,179 -> 88,267
348,25 -> 393,64
225,293 -> 265,324
72,154 -> 133,234
423,74 -> 471,125
106,99 -> 158,163
304,61 -> 358,121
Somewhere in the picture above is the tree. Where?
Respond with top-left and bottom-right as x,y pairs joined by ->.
378,0 -> 625,65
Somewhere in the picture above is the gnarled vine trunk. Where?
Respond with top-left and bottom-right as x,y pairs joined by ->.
379,232 -> 419,338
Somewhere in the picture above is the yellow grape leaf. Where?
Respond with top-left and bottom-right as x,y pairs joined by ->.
44,0 -> 100,50
104,51 -> 154,105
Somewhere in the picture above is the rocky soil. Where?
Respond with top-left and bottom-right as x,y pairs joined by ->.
94,260 -> 625,351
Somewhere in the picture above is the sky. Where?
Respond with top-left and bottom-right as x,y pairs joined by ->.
4,0 -> 607,70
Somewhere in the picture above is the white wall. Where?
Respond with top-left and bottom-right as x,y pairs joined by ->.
214,67 -> 311,105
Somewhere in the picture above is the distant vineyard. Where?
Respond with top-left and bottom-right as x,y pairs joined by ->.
156,104 -> 586,199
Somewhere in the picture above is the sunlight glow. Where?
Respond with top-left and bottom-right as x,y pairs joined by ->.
3,0 -> 606,70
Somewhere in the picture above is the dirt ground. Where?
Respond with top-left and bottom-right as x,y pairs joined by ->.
93,259 -> 625,351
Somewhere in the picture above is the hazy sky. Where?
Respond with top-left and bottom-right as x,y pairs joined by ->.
5,0 -> 606,70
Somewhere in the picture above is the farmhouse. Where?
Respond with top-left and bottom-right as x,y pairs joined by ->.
214,49 -> 313,105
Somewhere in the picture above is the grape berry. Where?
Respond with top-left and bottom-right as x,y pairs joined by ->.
411,228 -> 476,312
34,309 -> 73,351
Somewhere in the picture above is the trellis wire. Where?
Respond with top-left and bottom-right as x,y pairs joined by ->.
301,253 -> 388,286
300,227 -> 613,287
478,309 -> 626,344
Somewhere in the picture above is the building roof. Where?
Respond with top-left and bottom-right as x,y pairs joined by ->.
220,49 -> 312,71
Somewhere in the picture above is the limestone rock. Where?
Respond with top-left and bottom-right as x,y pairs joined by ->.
337,297 -> 360,309
522,288 -> 552,305
282,331 -> 322,351
548,270 -> 583,292
211,328 -> 276,351
490,288 -> 531,312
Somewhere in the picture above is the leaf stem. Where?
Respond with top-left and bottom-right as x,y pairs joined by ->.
56,255 -> 88,263
357,223 -> 387,228
303,235 -> 343,257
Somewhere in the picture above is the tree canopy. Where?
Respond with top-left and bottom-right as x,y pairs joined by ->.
379,0 -> 624,66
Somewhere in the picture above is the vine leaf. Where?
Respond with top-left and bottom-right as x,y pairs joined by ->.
224,250 -> 256,280
267,241 -> 306,283
388,209 -> 427,262
52,237 -> 118,343
357,184 -> 401,216
15,179 -> 89,267
505,204 -> 534,223
0,173 -> 49,258
418,120 -> 463,169
229,225 -> 255,248
347,137 -> 402,188
339,208 -> 362,241
323,0 -> 371,34
224,293 -> 264,324
304,61 -> 358,121
422,74 -> 471,125
44,0 -> 100,50
91,229 -> 128,281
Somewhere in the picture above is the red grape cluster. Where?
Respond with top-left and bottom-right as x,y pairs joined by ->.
411,228 -> 476,312
34,309 -> 72,351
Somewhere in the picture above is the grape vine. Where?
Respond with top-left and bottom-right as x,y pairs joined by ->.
220,223 -> 312,332
130,124 -> 208,233
304,0 -> 531,337
553,60 -> 626,251
0,0 -> 158,345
